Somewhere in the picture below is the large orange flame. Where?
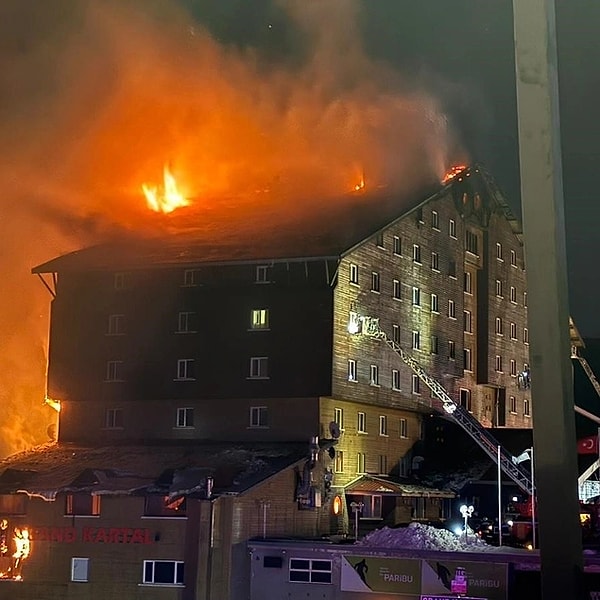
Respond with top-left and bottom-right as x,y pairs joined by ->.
142,166 -> 190,214
442,164 -> 468,185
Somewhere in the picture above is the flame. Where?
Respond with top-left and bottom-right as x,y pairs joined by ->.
442,164 -> 468,185
142,166 -> 190,214
44,396 -> 61,412
354,176 -> 365,192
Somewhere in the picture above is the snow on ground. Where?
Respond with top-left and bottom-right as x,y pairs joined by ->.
356,523 -> 513,553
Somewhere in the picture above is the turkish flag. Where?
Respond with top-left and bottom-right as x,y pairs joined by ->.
577,435 -> 599,455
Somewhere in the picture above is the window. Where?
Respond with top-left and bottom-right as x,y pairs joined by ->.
348,359 -> 357,382
177,311 -> 197,333
399,418 -> 408,438
432,210 -> 440,229
411,374 -> 420,394
114,272 -> 127,290
509,396 -> 517,414
289,559 -> 332,584
143,560 -> 184,586
524,328 -> 529,344
464,310 -> 472,333
496,243 -> 503,260
430,335 -> 439,355
357,412 -> 367,434
0,495 -> 26,515
378,455 -> 388,475
495,355 -> 503,372
357,453 -> 367,474
430,293 -> 439,313
524,292 -> 528,308
334,451 -> 344,473
176,407 -> 194,428
431,251 -> 439,271
105,408 -> 123,429
495,318 -> 503,335
183,269 -> 200,287
392,324 -> 400,344
371,271 -> 380,292
250,406 -> 268,427
464,271 -> 472,294
448,340 -> 456,360
412,330 -> 420,350
393,279 -> 401,300
71,558 -> 89,583
107,314 -> 124,335
510,249 -> 517,267
412,244 -> 421,263
448,260 -> 457,278
416,207 -> 424,222
105,361 -> 124,382
464,348 -> 472,371
392,369 -> 400,390
393,235 -> 402,255
144,495 -> 187,517
510,286 -> 517,303
465,230 -> 479,255
334,407 -> 344,430
510,322 -> 517,340
510,359 -> 517,376
375,232 -> 384,248
524,398 -> 531,417
412,287 -> 421,306
370,364 -> 380,386
379,415 -> 388,436
460,389 -> 472,412
249,357 -> 269,379
250,308 -> 269,330
349,263 -> 359,285
495,279 -> 503,297
66,493 -> 101,516
448,300 -> 456,319
176,358 -> 195,381
449,219 -> 457,238
255,265 -> 271,283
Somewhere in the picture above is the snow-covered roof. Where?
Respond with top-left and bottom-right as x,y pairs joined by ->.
345,475 -> 455,498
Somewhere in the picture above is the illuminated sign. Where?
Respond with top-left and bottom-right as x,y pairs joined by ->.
32,527 -> 154,544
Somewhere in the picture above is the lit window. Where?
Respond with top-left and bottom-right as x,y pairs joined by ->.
464,310 -> 472,333
375,232 -> 384,248
432,210 -> 440,229
495,279 -> 503,297
495,318 -> 503,335
250,308 -> 269,330
393,235 -> 402,256
448,300 -> 456,319
183,269 -> 200,287
357,453 -> 366,474
392,324 -> 400,344
249,357 -> 269,379
412,287 -> 421,306
334,407 -> 344,430
175,358 -> 195,381
104,408 -> 123,429
370,365 -> 380,386
411,374 -> 420,394
412,331 -> 420,350
496,243 -> 503,260
144,495 -> 187,517
399,418 -> 408,438
177,311 -> 197,333
105,361 -> 124,382
334,451 -> 344,473
510,322 -> 517,340
464,348 -> 472,371
431,293 -> 439,313
495,355 -> 503,372
460,389 -> 472,412
449,219 -> 457,239
107,314 -> 124,335
348,359 -> 357,382
509,396 -> 517,414
430,335 -> 439,355
250,406 -> 268,427
379,415 -> 388,436
448,340 -> 456,360
143,560 -> 184,586
413,244 -> 421,263
176,407 -> 194,428
371,271 -> 380,292
510,286 -> 517,303
393,279 -> 401,300
66,493 -> 101,516
392,370 -> 400,391
71,558 -> 89,583
349,263 -> 359,285
431,251 -> 439,271
255,265 -> 271,283
510,249 -> 517,267
357,412 -> 367,433
378,455 -> 388,475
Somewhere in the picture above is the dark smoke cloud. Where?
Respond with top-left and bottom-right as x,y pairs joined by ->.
0,0 -> 465,457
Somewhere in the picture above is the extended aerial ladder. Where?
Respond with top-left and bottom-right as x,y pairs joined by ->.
348,311 -> 533,494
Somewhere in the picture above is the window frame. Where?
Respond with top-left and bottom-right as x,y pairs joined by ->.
431,251 -> 439,271
369,364 -> 380,387
448,299 -> 456,319
249,356 -> 269,379
176,407 -> 194,429
107,314 -> 125,336
348,359 -> 358,382
104,407 -> 124,430
105,360 -> 124,382
399,417 -> 408,439
412,287 -> 421,306
175,358 -> 195,381
393,279 -> 401,300
250,308 -> 270,330
142,560 -> 184,586
392,369 -> 400,391
357,411 -> 367,434
71,557 -> 89,583
370,271 -> 380,293
249,406 -> 268,428
177,311 -> 197,334
349,263 -> 359,285
412,244 -> 421,264
393,235 -> 402,256
379,415 -> 388,436
65,493 -> 101,517
431,210 -> 440,230
449,219 -> 457,239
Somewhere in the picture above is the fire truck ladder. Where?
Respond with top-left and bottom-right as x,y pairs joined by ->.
348,311 -> 533,494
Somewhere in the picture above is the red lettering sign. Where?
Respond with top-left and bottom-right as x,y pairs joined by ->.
31,526 -> 154,544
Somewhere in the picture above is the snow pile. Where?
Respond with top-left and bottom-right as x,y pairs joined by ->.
356,523 -> 499,553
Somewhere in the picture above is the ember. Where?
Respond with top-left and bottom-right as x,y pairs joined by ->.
442,164 -> 468,184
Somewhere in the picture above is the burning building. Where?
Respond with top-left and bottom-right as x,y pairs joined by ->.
0,164 -> 531,598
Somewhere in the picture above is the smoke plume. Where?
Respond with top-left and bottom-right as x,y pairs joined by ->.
0,0 -> 463,457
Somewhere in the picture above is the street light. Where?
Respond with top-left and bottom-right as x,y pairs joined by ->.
459,504 -> 474,544
350,502 -> 364,540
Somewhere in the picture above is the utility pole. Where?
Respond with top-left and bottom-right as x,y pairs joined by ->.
512,0 -> 584,597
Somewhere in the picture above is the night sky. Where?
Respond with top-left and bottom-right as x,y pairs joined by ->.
182,0 -> 600,336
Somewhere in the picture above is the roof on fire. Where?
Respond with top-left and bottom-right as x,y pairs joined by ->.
0,442 -> 308,501
32,164 -> 521,274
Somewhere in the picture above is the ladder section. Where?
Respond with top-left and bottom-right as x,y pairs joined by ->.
572,349 -> 600,401
349,312 -> 533,493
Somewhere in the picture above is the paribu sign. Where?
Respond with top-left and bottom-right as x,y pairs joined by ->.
31,526 -> 154,544
341,555 -> 507,600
